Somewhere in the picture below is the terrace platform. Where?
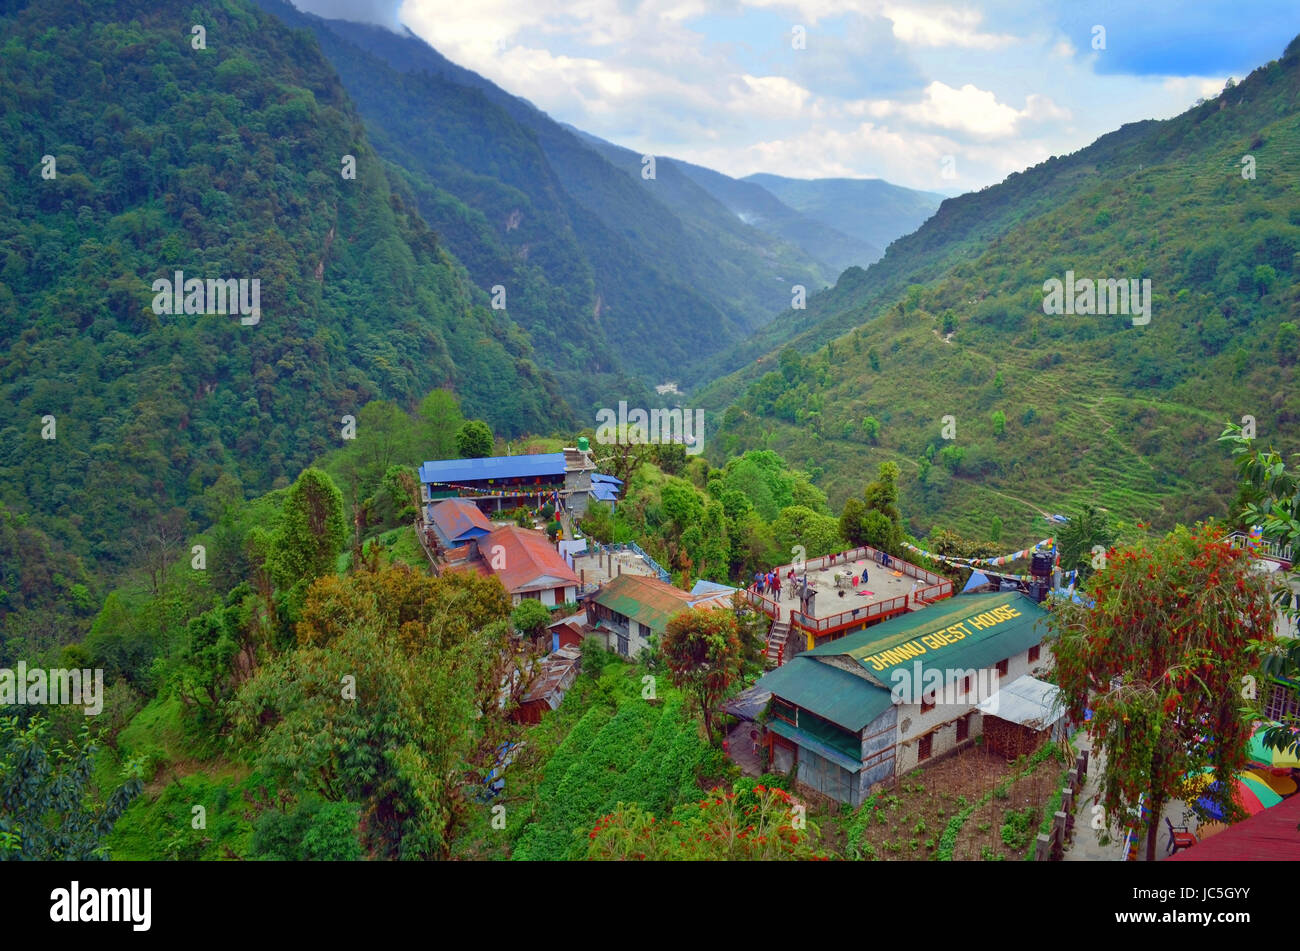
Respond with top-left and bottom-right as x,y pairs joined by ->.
745,545 -> 954,656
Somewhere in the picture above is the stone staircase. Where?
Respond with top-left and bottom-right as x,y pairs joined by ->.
765,619 -> 791,668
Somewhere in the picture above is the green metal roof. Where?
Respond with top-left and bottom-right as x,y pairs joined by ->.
804,591 -> 1048,682
756,657 -> 893,732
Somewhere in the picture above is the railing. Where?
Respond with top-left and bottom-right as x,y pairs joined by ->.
745,588 -> 782,619
790,595 -> 910,634
586,540 -> 672,583
1033,750 -> 1090,861
1227,531 -> 1293,564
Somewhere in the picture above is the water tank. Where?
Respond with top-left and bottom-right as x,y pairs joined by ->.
1030,551 -> 1054,578
577,436 -> 590,452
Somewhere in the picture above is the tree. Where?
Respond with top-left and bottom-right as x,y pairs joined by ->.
1275,321 -> 1299,366
1056,503 -> 1114,577
1047,526 -> 1276,861
860,462 -> 904,553
232,604 -> 510,859
661,608 -> 743,745
268,468 -> 346,591
861,416 -> 880,443
417,389 -> 465,459
0,716 -> 143,859
772,505 -> 842,559
1221,424 -> 1300,758
990,516 -> 1003,543
511,598 -> 551,640
455,420 -> 494,458
991,410 -> 1006,436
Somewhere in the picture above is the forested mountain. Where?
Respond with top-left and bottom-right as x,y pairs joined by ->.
708,35 -> 1300,544
255,0 -> 835,397
668,159 -> 881,276
0,0 -> 571,640
744,174 -> 945,256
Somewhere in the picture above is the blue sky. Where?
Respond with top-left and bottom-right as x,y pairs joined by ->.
294,1 -> 1300,193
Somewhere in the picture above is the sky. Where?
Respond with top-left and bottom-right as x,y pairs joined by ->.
291,1 -> 1300,194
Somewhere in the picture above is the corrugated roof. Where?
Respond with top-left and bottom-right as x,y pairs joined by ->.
590,483 -> 619,501
591,573 -> 718,632
428,499 -> 495,544
1166,793 -> 1300,861
767,718 -> 865,772
592,473 -> 623,485
977,675 -> 1065,728
756,657 -> 893,732
419,453 -> 566,484
690,579 -> 738,597
482,525 -> 579,593
804,591 -> 1048,683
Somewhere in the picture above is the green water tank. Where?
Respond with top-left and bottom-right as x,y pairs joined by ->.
577,436 -> 590,452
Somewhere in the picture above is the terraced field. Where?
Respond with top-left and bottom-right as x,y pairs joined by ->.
510,665 -> 729,861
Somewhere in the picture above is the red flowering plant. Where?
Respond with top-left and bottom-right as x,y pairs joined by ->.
1047,524 -> 1277,861
585,783 -> 831,860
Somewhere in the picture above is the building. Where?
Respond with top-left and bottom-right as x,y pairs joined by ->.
753,592 -> 1052,806
546,610 -> 589,653
417,438 -> 616,519
513,645 -> 583,725
975,675 -> 1067,758
587,573 -> 734,658
425,498 -> 495,551
479,524 -> 581,608
742,544 -> 955,667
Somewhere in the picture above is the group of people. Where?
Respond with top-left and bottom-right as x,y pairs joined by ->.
750,548 -> 898,599
753,567 -> 803,598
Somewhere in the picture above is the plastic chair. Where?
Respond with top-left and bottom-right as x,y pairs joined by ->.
1165,817 -> 1198,854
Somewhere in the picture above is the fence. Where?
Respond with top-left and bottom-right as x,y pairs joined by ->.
743,545 -> 954,636
1227,530 -> 1293,564
586,540 -> 672,584
1033,749 -> 1090,861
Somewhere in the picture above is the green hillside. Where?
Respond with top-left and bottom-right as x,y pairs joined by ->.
711,36 -> 1300,543
0,0 -> 571,632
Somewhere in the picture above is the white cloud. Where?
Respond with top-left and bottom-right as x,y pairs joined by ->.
881,4 -> 1017,49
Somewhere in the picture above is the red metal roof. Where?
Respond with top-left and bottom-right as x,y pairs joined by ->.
1166,792 -> 1300,860
482,525 -> 580,594
429,498 -> 495,544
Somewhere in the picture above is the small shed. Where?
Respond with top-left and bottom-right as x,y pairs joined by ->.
547,611 -> 588,652
513,645 -> 583,725
976,675 -> 1066,759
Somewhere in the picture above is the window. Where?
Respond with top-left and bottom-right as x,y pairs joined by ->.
616,634 -> 629,657
956,715 -> 970,742
918,733 -> 933,761
962,675 -> 972,696
1028,644 -> 1041,663
996,658 -> 1009,678
921,692 -> 935,713
1264,680 -> 1300,722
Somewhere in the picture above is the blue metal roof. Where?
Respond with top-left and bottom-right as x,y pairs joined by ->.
419,453 -> 566,484
690,579 -> 737,597
592,473 -> 624,485
590,483 -> 619,502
